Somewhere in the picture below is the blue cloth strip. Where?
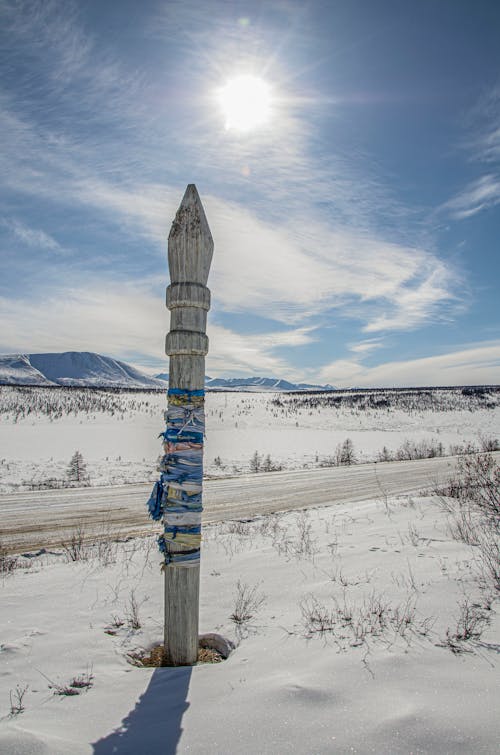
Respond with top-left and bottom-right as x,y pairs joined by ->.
146,481 -> 163,521
148,387 -> 205,564
168,388 -> 205,398
162,428 -> 204,444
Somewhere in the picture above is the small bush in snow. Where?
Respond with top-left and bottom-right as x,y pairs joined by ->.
0,541 -> 19,575
61,525 -> 90,562
9,684 -> 28,716
335,438 -> 356,466
441,597 -> 490,653
125,589 -> 145,630
230,580 -> 266,624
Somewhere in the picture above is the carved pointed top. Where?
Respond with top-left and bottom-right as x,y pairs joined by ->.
168,184 -> 214,286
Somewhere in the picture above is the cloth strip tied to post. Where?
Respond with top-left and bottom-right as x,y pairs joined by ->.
146,388 -> 205,566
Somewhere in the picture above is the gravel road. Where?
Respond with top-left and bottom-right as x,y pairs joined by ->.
1,454 -> 494,554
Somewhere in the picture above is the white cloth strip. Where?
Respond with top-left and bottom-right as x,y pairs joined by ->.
164,512 -> 202,527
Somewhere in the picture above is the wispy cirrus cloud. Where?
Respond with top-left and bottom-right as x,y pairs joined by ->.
442,84 -> 500,220
465,84 -> 500,164
349,339 -> 384,354
441,174 -> 500,220
0,134 -> 463,337
0,0 -> 470,381
0,0 -> 144,110
1,218 -> 66,254
17,172 -> 458,334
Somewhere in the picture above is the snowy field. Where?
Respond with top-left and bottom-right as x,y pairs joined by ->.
0,386 -> 498,492
1,489 -> 499,753
0,386 -> 499,752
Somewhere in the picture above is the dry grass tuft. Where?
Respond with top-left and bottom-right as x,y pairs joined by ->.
127,643 -> 224,667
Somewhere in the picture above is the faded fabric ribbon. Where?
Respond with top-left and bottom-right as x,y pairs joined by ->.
146,388 -> 204,567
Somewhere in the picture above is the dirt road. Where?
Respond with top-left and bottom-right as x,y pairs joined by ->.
1,454 -> 490,553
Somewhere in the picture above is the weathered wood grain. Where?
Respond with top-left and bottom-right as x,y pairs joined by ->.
164,184 -> 213,666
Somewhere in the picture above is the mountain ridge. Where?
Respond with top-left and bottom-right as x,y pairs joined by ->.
0,352 -> 165,389
0,352 -> 336,391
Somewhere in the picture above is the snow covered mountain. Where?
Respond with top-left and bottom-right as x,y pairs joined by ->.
203,376 -> 336,392
0,354 -> 55,386
0,352 -> 336,391
154,374 -> 335,391
0,352 -> 165,388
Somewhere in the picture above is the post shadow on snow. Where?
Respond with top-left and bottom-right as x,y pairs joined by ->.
92,666 -> 192,755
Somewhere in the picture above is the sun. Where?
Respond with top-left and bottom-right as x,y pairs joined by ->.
216,75 -> 272,132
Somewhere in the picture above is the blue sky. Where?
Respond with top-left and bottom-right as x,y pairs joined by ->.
1,0 -> 499,387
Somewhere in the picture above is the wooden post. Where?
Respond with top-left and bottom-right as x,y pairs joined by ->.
163,184 -> 213,665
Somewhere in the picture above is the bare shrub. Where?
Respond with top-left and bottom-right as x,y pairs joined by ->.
335,438 -> 356,466
395,438 -> 444,461
448,504 -> 481,546
460,453 -> 499,526
125,590 -> 144,630
104,615 -> 125,635
440,453 -> 499,526
225,519 -> 253,537
230,580 -> 266,625
0,541 -> 19,575
276,511 -> 319,560
376,446 -> 393,462
69,667 -> 94,690
441,597 -> 490,653
299,590 -> 433,648
38,667 -> 92,696
299,594 -> 336,636
478,435 -> 499,452
62,525 -> 90,562
435,454 -> 499,590
92,525 -> 118,567
52,684 -> 80,696
474,530 -> 500,593
9,684 -> 28,715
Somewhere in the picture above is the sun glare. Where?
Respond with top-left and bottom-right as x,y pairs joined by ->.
216,74 -> 272,132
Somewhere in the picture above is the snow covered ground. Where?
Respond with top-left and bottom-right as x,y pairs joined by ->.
1,491 -> 499,753
0,386 -> 498,492
0,386 -> 499,752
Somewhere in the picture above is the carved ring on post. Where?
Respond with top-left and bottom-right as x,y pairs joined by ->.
165,331 -> 209,356
166,282 -> 211,311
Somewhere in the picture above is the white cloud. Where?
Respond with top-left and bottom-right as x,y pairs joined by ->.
318,342 -> 500,388
0,275 -> 495,388
442,174 -> 500,219
443,85 -> 500,220
465,85 -> 500,163
0,0 -> 468,378
0,283 -> 313,379
207,195 -> 461,331
349,339 -> 384,354
2,218 -> 65,254
0,284 -> 168,363
207,323 -> 315,379
0,153 -> 462,336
